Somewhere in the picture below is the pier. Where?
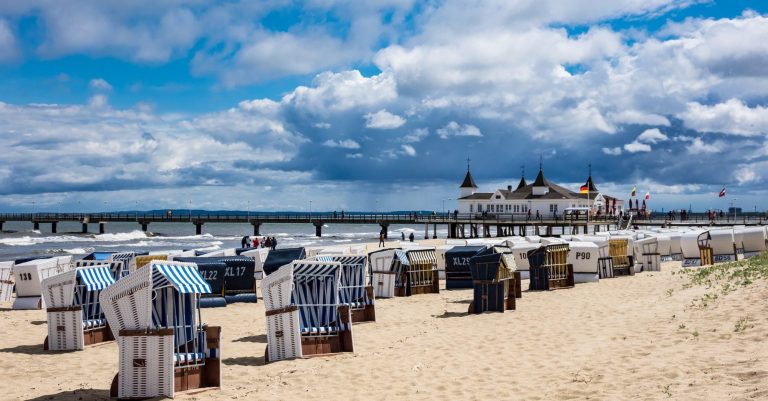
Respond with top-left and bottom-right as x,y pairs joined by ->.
0,212 -> 764,238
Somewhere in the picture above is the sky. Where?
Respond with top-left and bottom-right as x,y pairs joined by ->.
0,0 -> 767,213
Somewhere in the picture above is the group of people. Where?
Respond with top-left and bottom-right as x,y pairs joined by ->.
241,235 -> 278,250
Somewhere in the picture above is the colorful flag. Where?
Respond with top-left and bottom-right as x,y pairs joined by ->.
719,187 -> 726,198
630,186 -> 636,197
580,184 -> 589,194
644,192 -> 650,200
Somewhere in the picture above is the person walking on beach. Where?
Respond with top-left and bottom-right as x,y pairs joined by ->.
253,237 -> 260,248
271,236 -> 277,250
264,237 -> 272,249
379,232 -> 385,247
401,232 -> 405,240
241,235 -> 249,248
409,232 -> 414,242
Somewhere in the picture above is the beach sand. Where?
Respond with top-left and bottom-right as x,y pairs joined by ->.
1,260 -> 767,400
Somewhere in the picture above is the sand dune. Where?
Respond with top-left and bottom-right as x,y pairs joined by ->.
2,261 -> 767,400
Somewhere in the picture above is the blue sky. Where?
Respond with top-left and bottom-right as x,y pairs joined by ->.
0,0 -> 767,213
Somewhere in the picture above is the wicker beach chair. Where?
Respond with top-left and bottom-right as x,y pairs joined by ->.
0,261 -> 15,304
468,251 -> 517,314
316,255 -> 375,323
263,248 -> 306,276
135,254 -> 166,270
262,261 -> 353,363
12,258 -> 61,309
609,239 -> 634,276
697,229 -> 737,266
528,244 -> 574,291
99,261 -> 221,399
42,265 -> 116,351
398,249 -> 439,296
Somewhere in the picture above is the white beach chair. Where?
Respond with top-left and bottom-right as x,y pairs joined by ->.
369,249 -> 399,298
740,227 -> 767,258
262,261 -> 353,363
0,261 -> 14,304
42,264 -> 116,351
12,258 -> 61,309
99,261 -> 221,399
635,237 -> 661,272
566,241 -> 600,283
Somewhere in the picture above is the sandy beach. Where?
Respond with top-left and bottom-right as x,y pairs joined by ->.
2,258 -> 767,401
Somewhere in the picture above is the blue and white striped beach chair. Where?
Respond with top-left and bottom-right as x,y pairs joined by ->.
262,261 -> 354,363
41,264 -> 116,350
316,255 -> 375,322
75,259 -> 126,281
100,260 -> 222,399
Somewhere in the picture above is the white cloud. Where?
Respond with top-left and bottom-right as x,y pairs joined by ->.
401,144 -> 416,156
314,122 -> 331,129
322,139 -> 361,149
686,137 -> 723,154
364,109 -> 406,129
735,164 -> 759,184
89,78 -> 113,91
636,128 -> 669,144
436,121 -> 482,139
602,146 -> 622,155
623,141 -> 651,153
402,128 -> 428,143
679,99 -> 768,136
609,110 -> 671,126
0,18 -> 19,62
286,71 -> 398,114
345,153 -> 363,159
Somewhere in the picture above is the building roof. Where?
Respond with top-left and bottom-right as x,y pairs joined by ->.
458,168 -> 623,202
516,176 -> 527,190
460,170 -> 478,188
583,175 -> 599,193
532,168 -> 548,187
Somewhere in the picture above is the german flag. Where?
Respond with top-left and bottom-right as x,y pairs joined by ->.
579,185 -> 589,193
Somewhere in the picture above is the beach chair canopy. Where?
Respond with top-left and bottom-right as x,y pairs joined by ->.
315,255 -> 368,307
78,265 -> 116,291
263,247 -> 306,275
100,261 -> 211,335
75,260 -> 125,281
291,261 -> 343,334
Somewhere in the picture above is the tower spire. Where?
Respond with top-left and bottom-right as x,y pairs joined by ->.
466,157 -> 471,172
539,155 -> 542,171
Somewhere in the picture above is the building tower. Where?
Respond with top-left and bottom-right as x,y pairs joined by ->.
459,158 -> 478,198
516,165 -> 527,190
532,157 -> 549,196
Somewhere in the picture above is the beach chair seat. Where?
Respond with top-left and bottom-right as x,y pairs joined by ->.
445,246 -> 486,289
100,261 -> 221,399
468,251 -> 517,314
609,239 -> 634,276
262,261 -> 354,363
42,264 -> 116,351
528,244 -> 574,291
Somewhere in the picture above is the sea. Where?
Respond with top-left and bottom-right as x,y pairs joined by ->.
0,220 -> 436,261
